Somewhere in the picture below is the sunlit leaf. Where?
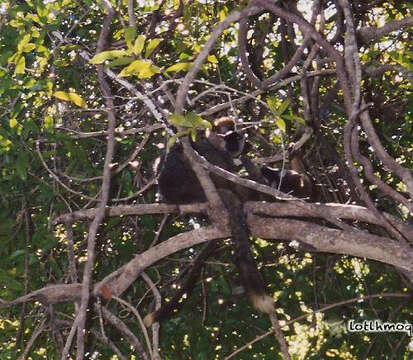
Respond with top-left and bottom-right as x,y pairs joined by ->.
165,62 -> 191,73
190,128 -> 197,142
118,59 -> 150,77
267,96 -> 278,114
107,56 -> 134,67
0,135 -> 12,151
168,114 -> 190,127
167,135 -> 178,149
54,59 -> 70,67
54,91 -> 88,108
278,99 -> 290,115
168,113 -> 211,130
125,26 -> 137,49
207,55 -> 218,63
9,118 -> 18,128
22,43 -> 36,53
134,35 -> 146,56
89,50 -> 127,64
145,38 -> 162,58
7,52 -> 19,64
186,112 -> 210,128
37,56 -> 49,71
138,67 -> 154,79
17,34 -> 31,52
201,120 -> 212,129
275,116 -> 286,133
218,7 -> 228,21
283,114 -> 305,124
138,65 -> 161,79
44,115 -> 54,131
15,56 -> 25,74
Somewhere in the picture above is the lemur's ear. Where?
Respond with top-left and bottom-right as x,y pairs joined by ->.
213,116 -> 236,135
287,142 -> 297,155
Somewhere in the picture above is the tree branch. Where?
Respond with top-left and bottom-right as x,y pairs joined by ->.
358,16 -> 413,44
249,216 -> 413,273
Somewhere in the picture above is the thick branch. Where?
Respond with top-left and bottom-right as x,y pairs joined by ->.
358,16 -> 413,43
4,209 -> 413,308
93,226 -> 226,298
1,227 -> 226,308
245,202 -> 413,239
249,216 -> 413,272
53,203 -> 208,224
73,1 -> 117,358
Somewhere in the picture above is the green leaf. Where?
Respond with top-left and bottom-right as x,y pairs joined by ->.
282,114 -> 305,124
107,56 -> 134,67
9,118 -> 18,128
15,55 -> 25,74
275,116 -> 286,133
165,62 -> 191,73
9,249 -> 25,261
54,59 -> 69,67
168,114 -> 190,127
17,34 -> 31,52
125,26 -> 137,49
168,113 -> 211,130
7,52 -> 19,64
145,38 -> 162,58
54,91 -> 88,108
201,120 -> 212,129
118,59 -> 147,77
266,96 -> 278,114
167,135 -> 178,149
185,112 -> 200,123
44,115 -> 54,131
186,112 -> 210,128
267,98 -> 290,118
118,59 -> 159,78
138,66 -> 154,78
278,99 -> 290,115
16,151 -> 28,180
0,219 -> 14,235
190,128 -> 197,142
21,43 -> 36,53
36,4 -> 48,18
218,7 -> 228,21
134,35 -> 146,56
207,55 -> 218,63
139,65 -> 161,79
89,50 -> 127,64
0,135 -> 12,151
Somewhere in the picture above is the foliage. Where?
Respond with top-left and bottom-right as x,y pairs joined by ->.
0,0 -> 412,359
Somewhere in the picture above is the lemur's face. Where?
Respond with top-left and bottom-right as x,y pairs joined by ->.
221,131 -> 246,157
212,116 -> 246,157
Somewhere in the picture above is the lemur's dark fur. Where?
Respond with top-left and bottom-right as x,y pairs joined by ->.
145,117 -> 274,327
155,117 -> 243,204
260,144 -> 315,199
